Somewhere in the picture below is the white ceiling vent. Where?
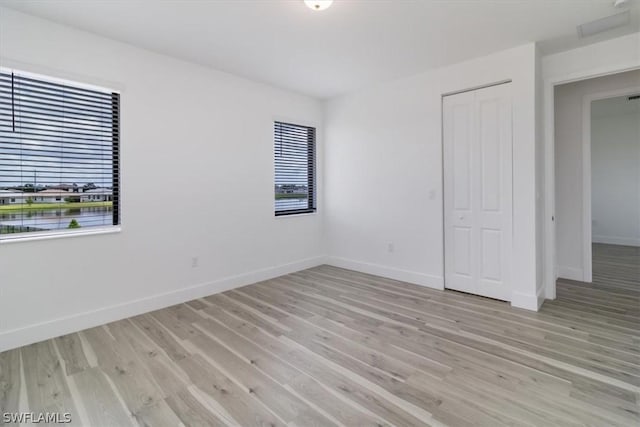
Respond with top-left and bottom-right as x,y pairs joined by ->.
577,11 -> 631,38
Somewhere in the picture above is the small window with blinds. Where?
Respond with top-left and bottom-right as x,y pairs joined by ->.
274,121 -> 316,216
0,69 -> 120,240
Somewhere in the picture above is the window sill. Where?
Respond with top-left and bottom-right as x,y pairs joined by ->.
0,226 -> 122,244
275,211 -> 317,218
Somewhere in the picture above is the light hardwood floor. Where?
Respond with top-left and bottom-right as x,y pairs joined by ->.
1,255 -> 639,426
591,243 -> 640,293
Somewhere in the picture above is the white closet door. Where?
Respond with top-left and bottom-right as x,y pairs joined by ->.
443,83 -> 512,301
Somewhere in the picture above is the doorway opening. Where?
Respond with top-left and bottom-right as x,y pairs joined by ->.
553,69 -> 640,295
590,93 -> 640,292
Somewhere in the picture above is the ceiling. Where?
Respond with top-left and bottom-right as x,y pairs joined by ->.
1,0 -> 639,99
592,93 -> 640,118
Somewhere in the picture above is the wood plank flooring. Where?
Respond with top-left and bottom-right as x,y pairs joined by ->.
590,243 -> 640,293
1,252 -> 639,426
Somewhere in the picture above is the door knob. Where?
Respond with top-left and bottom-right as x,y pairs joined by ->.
459,215 -> 464,220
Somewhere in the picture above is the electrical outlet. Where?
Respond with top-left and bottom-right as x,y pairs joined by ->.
388,242 -> 394,253
191,256 -> 199,268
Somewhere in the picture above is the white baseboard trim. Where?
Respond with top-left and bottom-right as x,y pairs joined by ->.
593,235 -> 640,247
511,285 -> 545,312
325,256 -> 444,290
0,255 -> 327,353
557,265 -> 584,282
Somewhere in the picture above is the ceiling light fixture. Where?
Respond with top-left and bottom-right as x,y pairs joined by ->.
304,0 -> 333,11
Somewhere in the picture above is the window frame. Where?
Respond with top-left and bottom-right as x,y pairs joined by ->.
273,120 -> 317,217
0,67 -> 122,243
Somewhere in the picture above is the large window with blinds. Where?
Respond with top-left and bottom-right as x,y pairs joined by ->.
274,121 -> 316,216
0,69 -> 120,239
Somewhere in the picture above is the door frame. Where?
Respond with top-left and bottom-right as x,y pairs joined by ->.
543,62 -> 640,300
581,86 -> 640,283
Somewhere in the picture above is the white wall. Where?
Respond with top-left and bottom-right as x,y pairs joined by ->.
0,8 -> 325,352
591,104 -> 640,246
324,43 -> 541,310
553,70 -> 640,280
